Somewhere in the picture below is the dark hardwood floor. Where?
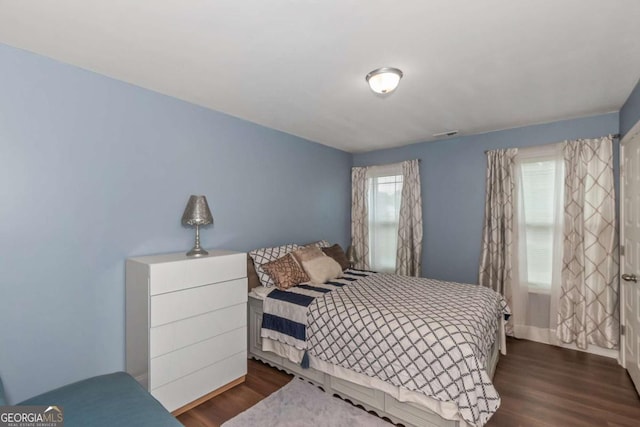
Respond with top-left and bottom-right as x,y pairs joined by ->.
178,338 -> 640,427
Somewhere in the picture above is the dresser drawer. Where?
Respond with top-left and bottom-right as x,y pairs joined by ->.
151,351 -> 247,412
150,303 -> 246,358
149,252 -> 246,295
150,326 -> 246,390
150,278 -> 247,327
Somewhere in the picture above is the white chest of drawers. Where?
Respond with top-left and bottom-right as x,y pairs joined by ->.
125,249 -> 247,414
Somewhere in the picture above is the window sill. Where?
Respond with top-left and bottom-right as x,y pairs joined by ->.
528,287 -> 551,295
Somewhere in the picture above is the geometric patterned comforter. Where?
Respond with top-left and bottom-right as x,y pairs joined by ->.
307,273 -> 510,427
262,272 -> 510,427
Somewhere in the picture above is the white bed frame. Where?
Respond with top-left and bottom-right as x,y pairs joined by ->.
248,295 -> 500,427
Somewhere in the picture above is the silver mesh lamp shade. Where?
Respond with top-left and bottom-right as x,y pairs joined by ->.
181,195 -> 214,256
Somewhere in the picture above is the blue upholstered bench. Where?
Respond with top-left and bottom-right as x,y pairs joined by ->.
2,372 -> 182,427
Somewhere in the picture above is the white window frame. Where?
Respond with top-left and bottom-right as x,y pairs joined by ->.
366,162 -> 403,273
514,144 -> 565,295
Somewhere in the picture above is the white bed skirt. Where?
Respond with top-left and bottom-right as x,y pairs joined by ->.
262,337 -> 469,425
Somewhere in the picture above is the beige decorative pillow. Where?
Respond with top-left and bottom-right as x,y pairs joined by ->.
262,254 -> 309,290
301,256 -> 343,284
292,245 -> 324,264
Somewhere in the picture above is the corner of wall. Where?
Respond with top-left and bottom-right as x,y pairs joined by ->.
620,77 -> 640,137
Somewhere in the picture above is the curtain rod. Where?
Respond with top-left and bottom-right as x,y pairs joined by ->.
484,133 -> 621,154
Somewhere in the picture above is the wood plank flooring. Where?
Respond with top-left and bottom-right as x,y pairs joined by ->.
177,338 -> 640,427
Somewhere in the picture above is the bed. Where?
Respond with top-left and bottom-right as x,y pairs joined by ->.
246,254 -> 508,427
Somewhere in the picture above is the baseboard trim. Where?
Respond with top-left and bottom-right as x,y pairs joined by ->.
171,375 -> 246,416
133,373 -> 148,388
557,341 -> 619,360
513,325 -> 619,360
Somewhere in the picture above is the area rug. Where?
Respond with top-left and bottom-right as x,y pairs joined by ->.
221,379 -> 391,427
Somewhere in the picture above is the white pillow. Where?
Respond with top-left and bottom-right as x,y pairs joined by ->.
250,243 -> 299,287
302,255 -> 343,284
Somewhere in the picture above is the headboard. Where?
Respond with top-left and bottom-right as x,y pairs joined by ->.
247,255 -> 261,291
246,241 -> 332,292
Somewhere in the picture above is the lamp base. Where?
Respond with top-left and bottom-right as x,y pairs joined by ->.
186,223 -> 209,257
186,246 -> 209,257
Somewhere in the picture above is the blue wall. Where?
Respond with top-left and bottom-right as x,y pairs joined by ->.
0,44 -> 352,403
620,78 -> 640,136
353,113 -> 619,285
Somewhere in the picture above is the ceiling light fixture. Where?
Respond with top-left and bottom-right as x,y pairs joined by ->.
366,67 -> 403,94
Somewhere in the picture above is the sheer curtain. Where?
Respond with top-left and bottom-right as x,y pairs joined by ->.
396,159 -> 423,276
557,136 -> 619,349
479,149 -> 517,334
479,149 -> 517,297
351,167 -> 370,270
512,143 -> 565,343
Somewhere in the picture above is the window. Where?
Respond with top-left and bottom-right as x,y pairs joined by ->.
516,147 -> 564,293
367,164 -> 403,272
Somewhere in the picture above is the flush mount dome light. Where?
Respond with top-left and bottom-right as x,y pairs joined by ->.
366,67 -> 403,94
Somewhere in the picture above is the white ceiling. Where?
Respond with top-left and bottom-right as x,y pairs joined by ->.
1,1 -> 639,153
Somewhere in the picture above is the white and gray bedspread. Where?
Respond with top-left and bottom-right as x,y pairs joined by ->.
261,271 -> 510,427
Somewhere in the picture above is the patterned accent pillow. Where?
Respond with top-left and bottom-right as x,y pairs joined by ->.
322,244 -> 350,271
250,243 -> 299,287
262,254 -> 309,289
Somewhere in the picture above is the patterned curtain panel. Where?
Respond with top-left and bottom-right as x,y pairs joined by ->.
396,159 -> 423,276
479,149 -> 518,322
351,167 -> 370,270
557,136 -> 619,350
